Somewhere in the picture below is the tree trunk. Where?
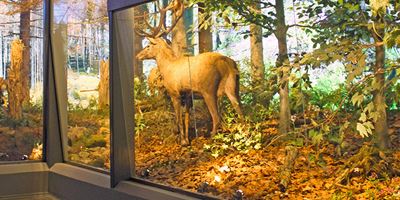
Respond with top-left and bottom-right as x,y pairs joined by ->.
98,60 -> 109,109
172,5 -> 188,57
275,0 -> 291,134
133,5 -> 145,80
198,2 -> 213,53
250,2 -> 264,105
20,2 -> 31,106
371,24 -> 389,149
8,40 -> 24,120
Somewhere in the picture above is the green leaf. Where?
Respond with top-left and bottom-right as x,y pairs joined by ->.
370,0 -> 389,16
365,102 -> 375,114
359,113 -> 367,122
351,93 -> 364,107
356,123 -> 368,138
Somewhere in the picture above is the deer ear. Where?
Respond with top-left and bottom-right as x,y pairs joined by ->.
147,37 -> 157,44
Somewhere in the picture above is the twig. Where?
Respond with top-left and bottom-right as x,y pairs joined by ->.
265,134 -> 285,149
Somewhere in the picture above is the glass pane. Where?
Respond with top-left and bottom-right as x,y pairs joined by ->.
52,0 -> 110,170
115,0 -> 400,199
0,1 -> 44,161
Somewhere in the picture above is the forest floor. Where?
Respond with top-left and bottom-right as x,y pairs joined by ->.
0,107 -> 43,161
134,107 -> 400,199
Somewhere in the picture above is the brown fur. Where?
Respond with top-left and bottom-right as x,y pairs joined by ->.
137,38 -> 243,145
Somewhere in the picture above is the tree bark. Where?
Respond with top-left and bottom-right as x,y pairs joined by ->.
20,1 -> 31,106
198,2 -> 213,53
275,0 -> 291,134
172,4 -> 188,57
371,23 -> 389,149
250,2 -> 264,105
98,60 -> 109,109
8,40 -> 24,120
133,5 -> 145,80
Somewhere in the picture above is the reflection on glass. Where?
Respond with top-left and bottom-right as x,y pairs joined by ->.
0,1 -> 43,161
53,0 -> 110,170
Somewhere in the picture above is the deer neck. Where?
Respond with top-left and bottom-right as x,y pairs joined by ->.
155,47 -> 177,74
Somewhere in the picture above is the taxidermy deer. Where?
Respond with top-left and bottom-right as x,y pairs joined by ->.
135,0 -> 243,145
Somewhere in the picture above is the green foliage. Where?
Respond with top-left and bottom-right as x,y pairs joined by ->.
0,109 -> 34,128
135,111 -> 146,135
72,90 -> 81,101
234,59 -> 278,117
385,28 -> 400,48
189,0 -> 276,37
204,122 -> 263,158
386,82 -> 400,110
247,102 -> 278,122
134,77 -> 148,100
310,85 -> 352,111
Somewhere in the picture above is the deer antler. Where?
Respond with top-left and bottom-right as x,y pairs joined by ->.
134,0 -> 184,38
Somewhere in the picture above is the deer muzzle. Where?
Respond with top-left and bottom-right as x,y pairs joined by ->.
136,51 -> 146,61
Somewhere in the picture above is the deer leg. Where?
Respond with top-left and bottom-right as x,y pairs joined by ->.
225,75 -> 244,119
203,93 -> 221,137
171,96 -> 187,146
183,95 -> 190,145
226,93 -> 243,118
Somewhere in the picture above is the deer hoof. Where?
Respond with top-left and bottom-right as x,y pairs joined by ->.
181,138 -> 190,146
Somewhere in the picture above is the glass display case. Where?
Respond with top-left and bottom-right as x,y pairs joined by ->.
0,0 -> 43,162
0,0 -> 400,199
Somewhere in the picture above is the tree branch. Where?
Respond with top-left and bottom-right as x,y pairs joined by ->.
287,23 -> 315,29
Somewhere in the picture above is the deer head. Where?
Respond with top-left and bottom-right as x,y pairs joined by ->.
136,37 -> 170,60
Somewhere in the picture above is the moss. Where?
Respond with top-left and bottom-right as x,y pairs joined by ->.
85,134 -> 107,148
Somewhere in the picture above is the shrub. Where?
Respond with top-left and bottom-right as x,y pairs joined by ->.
204,122 -> 263,158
